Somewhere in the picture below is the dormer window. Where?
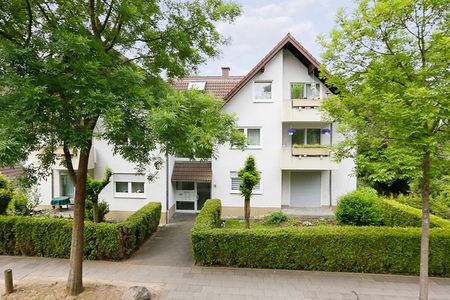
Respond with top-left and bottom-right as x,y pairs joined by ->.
254,81 -> 272,101
291,83 -> 320,100
187,81 -> 206,90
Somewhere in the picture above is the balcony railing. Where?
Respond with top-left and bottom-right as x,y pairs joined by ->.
291,98 -> 321,108
281,147 -> 337,170
291,145 -> 331,157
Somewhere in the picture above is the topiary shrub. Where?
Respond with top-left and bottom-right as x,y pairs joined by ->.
264,211 -> 287,225
335,188 -> 382,226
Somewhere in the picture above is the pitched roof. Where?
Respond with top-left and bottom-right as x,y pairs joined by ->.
172,75 -> 244,99
223,33 -> 323,102
171,161 -> 212,183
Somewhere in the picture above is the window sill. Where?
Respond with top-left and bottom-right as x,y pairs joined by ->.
114,194 -> 146,199
230,191 -> 262,195
253,100 -> 273,103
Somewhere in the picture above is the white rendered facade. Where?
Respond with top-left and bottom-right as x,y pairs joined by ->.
33,34 -> 356,221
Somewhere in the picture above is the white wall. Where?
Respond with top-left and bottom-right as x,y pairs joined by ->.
212,51 -> 284,209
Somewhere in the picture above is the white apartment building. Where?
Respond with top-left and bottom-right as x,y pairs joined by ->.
34,34 -> 356,222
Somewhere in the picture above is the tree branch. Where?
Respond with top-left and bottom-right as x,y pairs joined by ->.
99,0 -> 115,34
25,0 -> 33,45
63,142 -> 77,183
105,15 -> 123,51
89,0 -> 100,37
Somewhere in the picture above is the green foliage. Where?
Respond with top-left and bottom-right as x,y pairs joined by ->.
380,199 -> 450,229
238,156 -> 260,200
264,211 -> 288,225
192,199 -> 222,231
319,0 -> 449,201
191,200 -> 450,276
335,188 -> 383,226
85,199 -> 110,223
0,175 -> 13,215
0,202 -> 161,260
7,187 -> 40,216
395,194 -> 450,220
291,83 -> 303,99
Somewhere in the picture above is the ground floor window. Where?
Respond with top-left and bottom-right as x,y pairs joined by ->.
114,174 -> 145,198
230,171 -> 261,193
60,173 -> 75,199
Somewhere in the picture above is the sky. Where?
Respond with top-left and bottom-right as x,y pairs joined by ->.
198,0 -> 355,76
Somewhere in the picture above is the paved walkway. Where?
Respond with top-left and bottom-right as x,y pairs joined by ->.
0,213 -> 449,300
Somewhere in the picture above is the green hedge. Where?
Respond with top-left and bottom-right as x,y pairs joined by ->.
380,199 -> 450,229
191,199 -> 450,276
0,202 -> 161,260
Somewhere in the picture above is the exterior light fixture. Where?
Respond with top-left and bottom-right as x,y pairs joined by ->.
288,128 -> 297,136
321,128 -> 331,135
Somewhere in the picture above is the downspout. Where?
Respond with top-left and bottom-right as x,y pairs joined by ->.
165,152 -> 169,225
329,123 -> 333,208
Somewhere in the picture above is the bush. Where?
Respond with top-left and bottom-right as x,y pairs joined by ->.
0,175 -> 13,215
191,199 -> 450,276
335,188 -> 382,226
380,199 -> 450,228
395,194 -> 450,220
0,201 -> 161,260
264,211 -> 287,225
85,199 -> 110,222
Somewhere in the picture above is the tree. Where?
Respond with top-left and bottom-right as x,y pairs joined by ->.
319,0 -> 449,299
86,168 -> 112,223
0,0 -> 242,295
238,155 -> 260,229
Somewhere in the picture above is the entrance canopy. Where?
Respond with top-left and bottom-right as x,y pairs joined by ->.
171,161 -> 212,183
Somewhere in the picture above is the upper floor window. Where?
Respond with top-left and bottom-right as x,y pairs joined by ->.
254,81 -> 272,101
291,83 -> 320,99
292,128 -> 321,145
236,127 -> 261,148
188,81 -> 206,90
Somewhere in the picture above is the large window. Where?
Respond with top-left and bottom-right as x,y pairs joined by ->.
291,83 -> 320,99
60,173 -> 75,199
237,128 -> 261,148
230,172 -> 261,193
114,174 -> 145,198
254,82 -> 272,100
292,128 -> 321,145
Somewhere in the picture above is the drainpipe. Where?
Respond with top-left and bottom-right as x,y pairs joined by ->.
329,123 -> 333,207
165,152 -> 169,225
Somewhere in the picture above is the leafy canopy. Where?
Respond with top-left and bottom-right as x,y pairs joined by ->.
0,0 -> 244,179
238,155 -> 260,200
319,0 -> 449,188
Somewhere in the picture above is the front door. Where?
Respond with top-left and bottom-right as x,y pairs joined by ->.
196,182 -> 211,211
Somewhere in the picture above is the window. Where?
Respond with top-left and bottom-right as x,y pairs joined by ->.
291,83 -> 320,99
230,172 -> 261,193
292,128 -> 321,145
235,128 -> 261,148
114,174 -> 145,197
60,173 -> 75,199
188,81 -> 206,90
175,181 -> 195,190
254,82 -> 272,100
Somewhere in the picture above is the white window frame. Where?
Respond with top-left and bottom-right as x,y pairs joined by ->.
253,81 -> 273,102
290,82 -> 321,100
114,179 -> 146,199
229,171 -> 262,194
232,127 -> 262,149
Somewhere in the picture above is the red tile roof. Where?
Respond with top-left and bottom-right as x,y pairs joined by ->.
0,166 -> 22,178
172,76 -> 244,99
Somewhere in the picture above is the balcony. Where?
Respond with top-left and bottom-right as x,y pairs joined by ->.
280,146 -> 338,170
282,99 -> 323,122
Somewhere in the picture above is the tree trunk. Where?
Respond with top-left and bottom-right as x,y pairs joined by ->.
66,145 -> 91,296
419,151 -> 430,300
92,199 -> 99,223
244,198 -> 250,229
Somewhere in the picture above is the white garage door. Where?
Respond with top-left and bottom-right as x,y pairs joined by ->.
290,172 -> 321,207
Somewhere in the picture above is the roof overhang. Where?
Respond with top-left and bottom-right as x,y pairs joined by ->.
171,161 -> 212,183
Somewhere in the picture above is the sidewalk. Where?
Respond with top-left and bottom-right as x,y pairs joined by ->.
0,255 -> 449,300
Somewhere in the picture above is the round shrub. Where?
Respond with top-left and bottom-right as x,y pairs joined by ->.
265,211 -> 288,225
336,188 -> 382,226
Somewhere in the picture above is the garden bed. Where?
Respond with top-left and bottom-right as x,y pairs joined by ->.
191,199 -> 450,276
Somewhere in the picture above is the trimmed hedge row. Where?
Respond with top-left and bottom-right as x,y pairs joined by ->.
191,199 -> 450,276
0,202 -> 161,260
381,199 -> 450,228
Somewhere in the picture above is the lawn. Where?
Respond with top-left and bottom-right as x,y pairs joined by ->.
223,215 -> 335,229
